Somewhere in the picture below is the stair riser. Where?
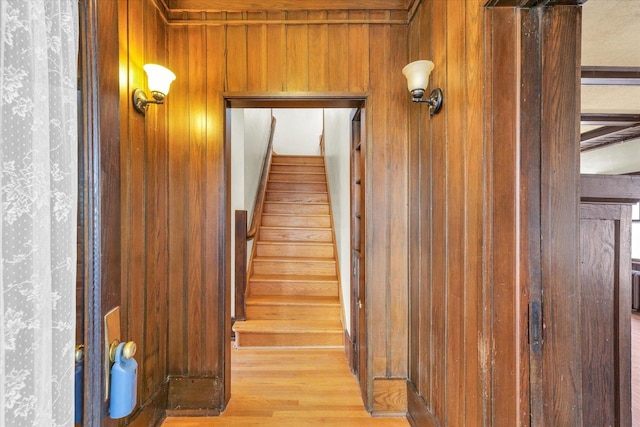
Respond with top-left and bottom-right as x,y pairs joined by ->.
259,228 -> 333,242
261,214 -> 331,228
235,332 -> 343,348
263,203 -> 330,215
256,243 -> 334,258
270,164 -> 325,173
266,192 -> 329,203
249,281 -> 338,297
246,305 -> 340,321
268,182 -> 327,192
269,173 -> 326,183
253,260 -> 336,275
272,156 -> 324,165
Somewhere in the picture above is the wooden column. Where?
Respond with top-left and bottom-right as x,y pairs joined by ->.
487,2 -> 583,425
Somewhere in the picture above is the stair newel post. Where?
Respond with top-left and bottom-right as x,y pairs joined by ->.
234,209 -> 248,320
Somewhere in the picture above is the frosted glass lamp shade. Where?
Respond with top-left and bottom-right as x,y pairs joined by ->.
402,60 -> 434,96
144,64 -> 176,100
402,60 -> 442,116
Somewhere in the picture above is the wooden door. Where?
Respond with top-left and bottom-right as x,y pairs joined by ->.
579,174 -> 640,426
580,202 -> 632,426
350,107 -> 367,404
79,0 -> 123,424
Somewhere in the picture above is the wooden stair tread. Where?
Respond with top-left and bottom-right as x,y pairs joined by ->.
250,273 -> 338,283
260,225 -> 331,230
258,240 -> 333,245
265,201 -> 329,205
233,319 -> 342,333
269,171 -> 326,175
253,256 -> 336,262
267,190 -> 328,195
247,296 -> 339,306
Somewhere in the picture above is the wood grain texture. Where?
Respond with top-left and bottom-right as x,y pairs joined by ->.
580,193 -> 635,426
487,7 -> 523,427
82,0 -> 122,423
116,0 -> 427,416
162,348 -> 410,426
373,378 -> 407,415
633,313 -> 640,423
117,0 -> 170,423
580,210 -> 617,425
539,6 -> 582,426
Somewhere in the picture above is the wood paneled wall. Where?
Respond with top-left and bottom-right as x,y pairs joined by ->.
165,11 -> 410,413
107,0 -> 586,423
406,0 -> 487,425
118,0 -> 170,424
114,0 -> 414,417
406,1 -> 584,426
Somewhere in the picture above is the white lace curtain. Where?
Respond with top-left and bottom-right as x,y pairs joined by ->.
1,1 -> 79,425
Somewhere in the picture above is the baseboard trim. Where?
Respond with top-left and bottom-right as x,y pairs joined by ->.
407,379 -> 440,427
343,328 -> 355,374
167,376 -> 223,412
164,409 -> 221,417
372,377 -> 407,416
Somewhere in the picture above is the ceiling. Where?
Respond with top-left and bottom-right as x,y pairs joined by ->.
581,0 -> 640,174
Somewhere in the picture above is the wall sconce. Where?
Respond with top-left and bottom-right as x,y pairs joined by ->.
402,60 -> 443,116
132,64 -> 176,115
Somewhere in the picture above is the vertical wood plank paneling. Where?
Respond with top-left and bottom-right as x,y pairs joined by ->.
118,1 -> 170,422
489,8 -> 520,426
142,0 -> 158,399
205,25 -> 226,378
167,25 -> 189,375
429,0 -> 447,419
94,0 -> 122,421
416,1 -> 433,406
226,21 -> 248,92
406,1 -> 489,424
266,12 -> 286,91
540,6 -> 582,425
407,3 -> 422,389
328,12 -> 349,91
348,11 -> 369,92
520,8 -> 542,425
308,12 -> 328,91
368,24 -> 391,382
186,25 -> 206,372
444,1 -> 465,425
463,1 -> 486,424
118,0 -> 132,353
247,13 -> 267,92
152,4 -> 169,394
387,23 -> 408,378
127,0 -> 148,403
285,11 -> 309,91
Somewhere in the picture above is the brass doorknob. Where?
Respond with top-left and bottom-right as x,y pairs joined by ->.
109,340 -> 137,362
122,341 -> 136,360
75,345 -> 84,363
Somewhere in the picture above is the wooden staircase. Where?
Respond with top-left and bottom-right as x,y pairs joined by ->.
233,154 -> 343,348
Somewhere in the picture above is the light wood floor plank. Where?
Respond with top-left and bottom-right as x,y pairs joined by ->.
163,347 -> 410,426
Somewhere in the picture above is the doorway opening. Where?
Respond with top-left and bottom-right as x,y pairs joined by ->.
223,95 -> 367,411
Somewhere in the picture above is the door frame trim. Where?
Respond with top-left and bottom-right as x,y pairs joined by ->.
222,92 -> 368,407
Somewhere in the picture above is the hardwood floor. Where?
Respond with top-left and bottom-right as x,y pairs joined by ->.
633,313 -> 640,424
163,347 -> 410,426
